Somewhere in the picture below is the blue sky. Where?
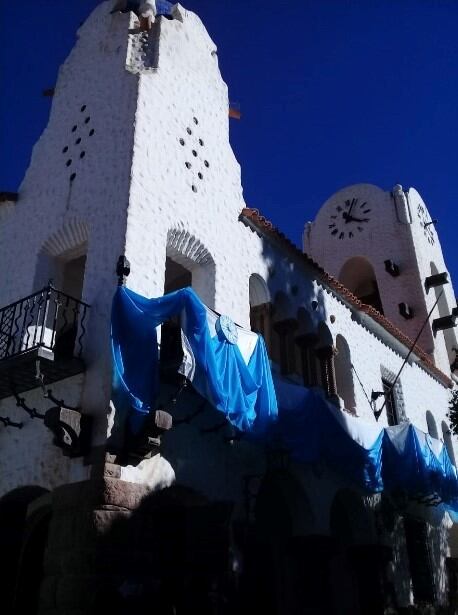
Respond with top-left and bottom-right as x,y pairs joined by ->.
1,0 -> 457,288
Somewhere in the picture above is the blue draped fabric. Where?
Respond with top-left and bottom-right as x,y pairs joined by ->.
111,286 -> 278,432
273,379 -> 458,510
111,286 -> 458,511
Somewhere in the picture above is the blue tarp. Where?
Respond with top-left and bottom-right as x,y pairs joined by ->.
111,286 -> 278,433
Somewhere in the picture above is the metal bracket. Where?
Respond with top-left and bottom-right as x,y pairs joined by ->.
11,386 -> 45,420
0,416 -> 23,429
200,420 -> 227,435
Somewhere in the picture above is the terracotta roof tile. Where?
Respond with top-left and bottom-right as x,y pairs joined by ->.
240,207 -> 452,388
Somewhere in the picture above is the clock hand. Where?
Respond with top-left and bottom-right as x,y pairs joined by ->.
345,215 -> 369,223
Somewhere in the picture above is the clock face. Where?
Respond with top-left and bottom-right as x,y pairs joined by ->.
328,198 -> 371,239
216,315 -> 239,345
417,203 -> 435,245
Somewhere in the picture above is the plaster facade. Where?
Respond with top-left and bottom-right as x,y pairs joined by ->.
0,2 -> 456,614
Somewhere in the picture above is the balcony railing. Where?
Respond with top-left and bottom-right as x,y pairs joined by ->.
0,286 -> 89,398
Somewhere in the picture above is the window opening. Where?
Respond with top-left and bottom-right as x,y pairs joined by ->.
382,379 -> 398,426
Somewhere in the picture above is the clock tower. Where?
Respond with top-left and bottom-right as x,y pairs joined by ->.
303,183 -> 457,377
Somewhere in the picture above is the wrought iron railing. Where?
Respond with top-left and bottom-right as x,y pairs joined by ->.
0,285 -> 89,362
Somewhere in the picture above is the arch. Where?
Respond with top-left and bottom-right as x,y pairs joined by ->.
334,335 -> 356,413
166,229 -> 216,307
426,410 -> 439,439
0,486 -> 49,613
255,470 -> 316,541
249,274 -> 270,307
339,256 -> 384,314
271,292 -> 297,374
249,275 -> 272,351
430,262 -> 457,366
330,489 -> 375,546
34,219 -> 89,300
442,421 -> 456,466
329,490 -> 382,614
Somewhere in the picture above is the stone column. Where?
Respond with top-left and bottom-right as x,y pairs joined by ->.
316,346 -> 338,397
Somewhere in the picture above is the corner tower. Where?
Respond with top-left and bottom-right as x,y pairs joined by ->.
303,184 -> 457,377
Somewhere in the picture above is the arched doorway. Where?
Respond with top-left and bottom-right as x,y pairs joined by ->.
0,486 -> 50,614
339,257 -> 384,314
241,470 -> 334,615
329,489 -> 386,615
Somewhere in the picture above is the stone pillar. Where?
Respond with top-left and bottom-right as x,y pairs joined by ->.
316,346 -> 338,397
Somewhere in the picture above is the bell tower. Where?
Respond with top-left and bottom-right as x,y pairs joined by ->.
303,183 -> 457,377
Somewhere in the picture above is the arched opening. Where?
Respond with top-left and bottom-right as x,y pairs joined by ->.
442,421 -> 456,466
339,257 -> 384,314
334,335 -> 356,413
271,292 -> 297,375
0,486 -> 49,613
14,500 -> 52,614
431,262 -> 457,366
295,307 -> 318,388
166,229 -> 215,307
249,274 -> 272,352
329,490 -> 386,615
161,231 -> 216,374
241,470 -> 331,614
426,410 -> 439,439
34,220 -> 89,301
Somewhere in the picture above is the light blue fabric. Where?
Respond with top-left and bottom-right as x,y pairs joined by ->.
111,286 -> 278,432
273,378 -> 458,510
111,287 -> 458,510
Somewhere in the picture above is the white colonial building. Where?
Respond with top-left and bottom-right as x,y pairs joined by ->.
0,2 -> 457,614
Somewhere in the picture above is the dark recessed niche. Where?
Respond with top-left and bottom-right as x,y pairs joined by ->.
192,150 -> 197,157
185,162 -> 191,169
179,138 -> 185,146
187,127 -> 192,135
66,159 -> 72,167
89,129 -> 95,136
192,185 -> 197,193
80,151 -> 86,159
75,138 -> 81,145
198,172 -> 203,180
204,160 -> 209,167
199,139 -> 204,146
193,117 -> 198,125
84,117 -> 90,124
70,173 -> 76,182
71,125 -> 77,132
80,105 -> 87,112
62,146 -> 68,153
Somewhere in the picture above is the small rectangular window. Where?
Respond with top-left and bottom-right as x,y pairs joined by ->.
382,379 -> 398,426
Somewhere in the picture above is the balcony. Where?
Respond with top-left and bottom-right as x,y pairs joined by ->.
0,286 -> 89,399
